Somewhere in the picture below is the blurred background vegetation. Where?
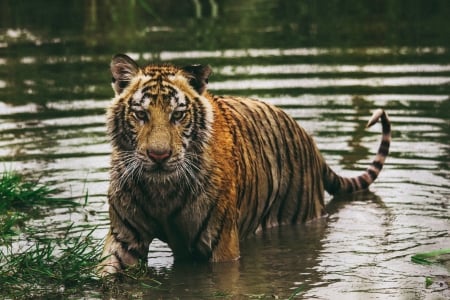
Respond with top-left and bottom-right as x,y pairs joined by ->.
0,0 -> 449,105
1,0 -> 449,53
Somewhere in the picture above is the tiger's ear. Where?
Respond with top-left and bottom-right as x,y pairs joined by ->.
110,54 -> 139,95
181,64 -> 212,95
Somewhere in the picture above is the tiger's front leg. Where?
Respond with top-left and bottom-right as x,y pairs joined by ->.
210,220 -> 240,262
98,232 -> 143,276
98,203 -> 151,276
197,194 -> 241,262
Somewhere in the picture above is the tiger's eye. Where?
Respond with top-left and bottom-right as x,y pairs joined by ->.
134,111 -> 147,121
172,111 -> 185,122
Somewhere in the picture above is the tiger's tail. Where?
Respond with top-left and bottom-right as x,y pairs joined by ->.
323,109 -> 391,195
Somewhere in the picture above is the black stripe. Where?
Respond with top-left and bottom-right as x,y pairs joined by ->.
230,101 -> 261,236
379,140 -> 390,155
193,97 -> 207,131
210,209 -> 229,253
277,112 -> 296,224
261,103 -> 282,227
113,250 -> 127,270
265,105 -> 286,174
115,107 -> 136,149
234,99 -> 275,234
222,101 -> 257,234
303,138 -> 315,223
302,135 -> 312,223
220,102 -> 247,206
372,160 -> 383,170
189,102 -> 200,140
367,168 -> 378,180
182,114 -> 194,137
141,86 -> 152,95
110,203 -> 142,244
118,239 -> 143,260
236,102 -> 265,231
191,201 -> 218,255
350,177 -> 358,192
292,127 -> 309,224
359,177 -> 370,189
189,99 -> 208,142
140,93 -> 151,104
141,78 -> 156,87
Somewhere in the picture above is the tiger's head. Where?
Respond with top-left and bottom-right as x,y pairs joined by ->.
107,54 -> 213,185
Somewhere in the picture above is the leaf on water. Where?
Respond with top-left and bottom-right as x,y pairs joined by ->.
411,248 -> 450,267
425,277 -> 434,288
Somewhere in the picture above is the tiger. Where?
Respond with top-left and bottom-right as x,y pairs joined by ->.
98,53 -> 391,275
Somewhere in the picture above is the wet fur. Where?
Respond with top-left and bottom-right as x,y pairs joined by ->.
99,54 -> 391,275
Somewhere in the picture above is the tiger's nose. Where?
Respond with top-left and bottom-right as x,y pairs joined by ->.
147,149 -> 172,163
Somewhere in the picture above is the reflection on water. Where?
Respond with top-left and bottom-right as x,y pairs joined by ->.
1,0 -> 449,298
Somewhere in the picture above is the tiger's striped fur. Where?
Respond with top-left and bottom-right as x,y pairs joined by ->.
99,54 -> 391,275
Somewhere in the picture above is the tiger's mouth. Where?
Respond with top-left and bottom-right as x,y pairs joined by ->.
143,160 -> 177,174
131,151 -> 199,184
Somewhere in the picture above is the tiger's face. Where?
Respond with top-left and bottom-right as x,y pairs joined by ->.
107,54 -> 213,184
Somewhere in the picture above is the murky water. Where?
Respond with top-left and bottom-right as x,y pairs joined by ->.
1,1 -> 449,299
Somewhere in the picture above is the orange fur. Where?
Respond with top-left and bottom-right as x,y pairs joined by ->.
98,54 -> 391,276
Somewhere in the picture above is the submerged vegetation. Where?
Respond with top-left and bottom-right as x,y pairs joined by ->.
0,229 -> 103,298
0,171 -> 64,244
0,170 -> 161,298
412,249 -> 450,289
0,170 -> 102,297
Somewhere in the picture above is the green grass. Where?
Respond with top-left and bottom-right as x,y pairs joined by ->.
0,171 -> 55,210
0,229 -> 103,298
0,170 -> 104,297
0,229 -> 162,299
0,170 -> 79,244
0,170 -> 161,298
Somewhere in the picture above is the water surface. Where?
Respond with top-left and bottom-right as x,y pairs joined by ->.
0,1 -> 449,298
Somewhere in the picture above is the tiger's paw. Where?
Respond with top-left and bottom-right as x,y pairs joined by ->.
97,254 -> 122,278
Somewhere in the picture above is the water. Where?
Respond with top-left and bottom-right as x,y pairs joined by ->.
1,1 -> 449,298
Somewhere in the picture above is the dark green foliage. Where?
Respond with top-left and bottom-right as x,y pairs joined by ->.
0,171 -> 102,297
0,171 -> 78,244
412,248 -> 450,268
0,170 -> 162,298
0,229 -> 103,298
0,171 -> 56,211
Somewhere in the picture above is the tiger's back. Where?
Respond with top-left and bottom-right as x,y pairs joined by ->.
98,54 -> 391,275
215,96 -> 326,237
